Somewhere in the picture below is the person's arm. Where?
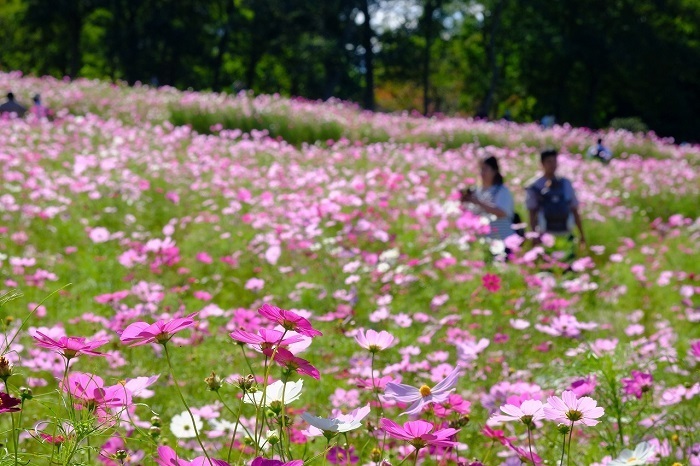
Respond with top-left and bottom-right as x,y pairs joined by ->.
525,186 -> 539,234
472,197 -> 507,218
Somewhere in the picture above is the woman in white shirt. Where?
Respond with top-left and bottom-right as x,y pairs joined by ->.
460,155 -> 515,241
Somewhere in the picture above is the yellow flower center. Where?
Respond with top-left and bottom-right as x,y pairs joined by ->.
419,385 -> 432,397
626,458 -> 637,464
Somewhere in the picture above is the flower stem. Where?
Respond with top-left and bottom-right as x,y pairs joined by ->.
239,344 -> 257,379
527,425 -> 535,465
567,422 -> 575,466
560,431 -> 567,466
163,343 -> 213,465
11,410 -> 18,466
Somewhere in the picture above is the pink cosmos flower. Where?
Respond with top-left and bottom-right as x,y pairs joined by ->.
621,371 -> 653,399
327,446 -> 358,465
355,375 -> 397,392
384,366 -> 461,415
482,426 -> 515,446
258,304 -> 322,337
33,332 -> 109,359
482,273 -> 501,292
0,393 -> 21,413
491,399 -> 545,425
229,328 -> 305,356
61,372 -> 131,411
570,376 -> 597,397
543,390 -> 604,426
250,457 -> 303,466
433,394 -> 471,418
354,329 -> 395,353
120,315 -> 196,346
689,340 -> 700,362
273,348 -> 320,379
380,418 -> 459,449
89,227 -> 110,243
155,445 -> 230,466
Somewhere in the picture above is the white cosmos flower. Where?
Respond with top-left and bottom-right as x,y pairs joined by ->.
169,411 -> 202,439
608,442 -> 655,466
301,405 -> 371,437
243,380 -> 303,407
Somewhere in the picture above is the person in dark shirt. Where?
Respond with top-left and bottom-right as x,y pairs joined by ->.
0,93 -> 27,117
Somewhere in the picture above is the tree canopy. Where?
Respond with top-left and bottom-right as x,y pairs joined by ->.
1,0 -> 698,140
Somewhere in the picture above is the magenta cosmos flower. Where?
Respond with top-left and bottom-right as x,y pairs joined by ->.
0,392 -> 22,413
258,304 -> 322,338
273,348 -> 320,379
482,273 -> 502,292
543,390 -> 604,426
120,315 -> 196,346
380,418 -> 459,449
384,365 -> 461,415
33,332 -> 109,359
229,328 -> 305,356
250,457 -> 303,466
621,371 -> 653,399
155,445 -> 230,466
354,329 -> 395,353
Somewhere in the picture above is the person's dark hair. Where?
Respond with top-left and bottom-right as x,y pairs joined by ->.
7,92 -> 14,101
483,155 -> 504,185
33,94 -> 41,104
540,149 -> 558,164
597,138 -> 602,144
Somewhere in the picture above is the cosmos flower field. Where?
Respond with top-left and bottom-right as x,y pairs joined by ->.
0,71 -> 699,466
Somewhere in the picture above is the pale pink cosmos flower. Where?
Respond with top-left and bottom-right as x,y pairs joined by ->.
89,227 -> 110,243
354,329 -> 395,353
380,418 -> 459,449
384,365 -> 461,415
119,315 -> 197,346
155,445 -> 229,466
490,399 -> 545,426
33,332 -> 109,360
543,390 -> 604,426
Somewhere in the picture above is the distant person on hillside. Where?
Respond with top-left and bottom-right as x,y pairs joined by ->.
526,149 -> 586,258
30,94 -> 50,119
460,155 -> 516,243
0,92 -> 27,117
541,115 -> 555,128
587,138 -> 612,164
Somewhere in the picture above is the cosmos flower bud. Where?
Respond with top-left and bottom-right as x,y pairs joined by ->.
149,426 -> 161,438
115,450 -> 128,461
237,374 -> 256,392
19,387 -> 32,400
370,448 -> 382,462
557,424 -> 571,435
151,416 -> 161,427
204,371 -> 223,391
0,356 -> 14,380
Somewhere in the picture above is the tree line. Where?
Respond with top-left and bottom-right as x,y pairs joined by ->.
1,0 -> 699,140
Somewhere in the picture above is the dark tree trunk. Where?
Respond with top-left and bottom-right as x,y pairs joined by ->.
479,0 -> 504,118
360,0 -> 375,111
421,0 -> 441,115
212,0 -> 236,91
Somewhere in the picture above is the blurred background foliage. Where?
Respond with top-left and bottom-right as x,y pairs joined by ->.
1,0 -> 699,140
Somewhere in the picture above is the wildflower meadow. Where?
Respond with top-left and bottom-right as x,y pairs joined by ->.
0,72 -> 699,466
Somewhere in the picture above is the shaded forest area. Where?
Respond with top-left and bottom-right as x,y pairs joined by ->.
1,0 -> 699,140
